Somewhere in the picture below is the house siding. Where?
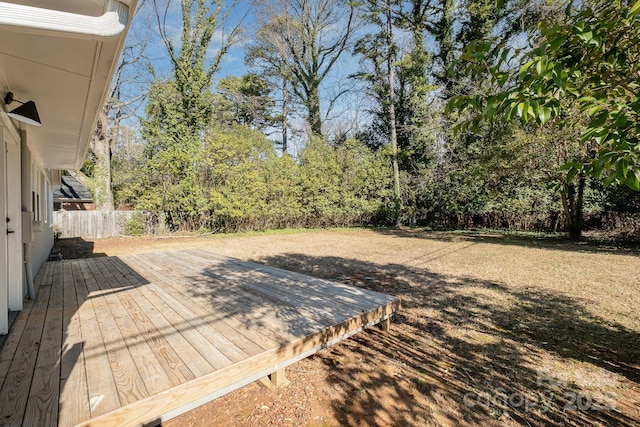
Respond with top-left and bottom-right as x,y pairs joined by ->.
30,221 -> 53,281
18,136 -> 54,299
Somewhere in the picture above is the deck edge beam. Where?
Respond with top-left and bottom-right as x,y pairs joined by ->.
79,309 -> 398,427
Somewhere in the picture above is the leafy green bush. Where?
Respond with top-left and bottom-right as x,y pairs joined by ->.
124,213 -> 145,236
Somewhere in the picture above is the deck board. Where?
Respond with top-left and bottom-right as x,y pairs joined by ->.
94,259 -> 195,394
58,261 -> 90,427
173,251 -> 351,319
0,249 -> 400,426
84,257 -> 150,406
0,264 -> 53,426
128,253 -> 285,351
158,251 -> 347,339
92,256 -> 216,381
22,258 -> 65,427
186,250 -> 392,309
76,259 -> 122,417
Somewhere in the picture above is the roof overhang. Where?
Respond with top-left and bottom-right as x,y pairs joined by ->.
0,0 -> 136,170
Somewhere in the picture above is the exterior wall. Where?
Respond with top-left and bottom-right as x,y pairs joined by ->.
30,217 -> 53,280
1,0 -> 136,335
0,116 -> 56,334
21,134 -> 54,297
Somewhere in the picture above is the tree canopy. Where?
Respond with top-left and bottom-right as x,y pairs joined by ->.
98,0 -> 639,239
449,0 -> 640,191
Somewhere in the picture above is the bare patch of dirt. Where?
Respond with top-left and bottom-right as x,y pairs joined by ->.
56,229 -> 640,426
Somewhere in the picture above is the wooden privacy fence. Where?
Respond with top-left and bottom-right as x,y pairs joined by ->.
53,210 -> 145,238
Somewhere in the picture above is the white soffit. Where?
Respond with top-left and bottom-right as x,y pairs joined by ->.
0,0 -> 134,170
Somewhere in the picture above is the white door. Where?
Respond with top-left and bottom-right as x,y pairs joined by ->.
0,135 -> 8,334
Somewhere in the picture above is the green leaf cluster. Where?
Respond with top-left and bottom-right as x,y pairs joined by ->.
126,118 -> 392,231
450,0 -> 640,191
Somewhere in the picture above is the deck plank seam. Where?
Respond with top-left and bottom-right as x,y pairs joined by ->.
23,261 -> 66,426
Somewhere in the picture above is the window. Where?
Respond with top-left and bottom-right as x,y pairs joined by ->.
31,191 -> 36,221
30,163 -> 45,230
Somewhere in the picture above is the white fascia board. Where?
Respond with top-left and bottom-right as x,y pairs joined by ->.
0,0 -> 129,39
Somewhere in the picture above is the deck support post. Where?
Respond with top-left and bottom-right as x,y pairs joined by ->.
270,368 -> 290,388
380,317 -> 391,331
258,368 -> 290,389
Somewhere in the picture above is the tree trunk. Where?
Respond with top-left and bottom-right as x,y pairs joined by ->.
282,77 -> 288,154
73,111 -> 115,211
437,0 -> 455,93
308,83 -> 322,136
561,175 -> 586,240
386,1 -> 402,228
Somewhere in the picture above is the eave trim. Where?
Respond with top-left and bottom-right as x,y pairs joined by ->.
0,0 -> 129,39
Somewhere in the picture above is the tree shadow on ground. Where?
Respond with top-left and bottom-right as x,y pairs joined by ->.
257,253 -> 640,426
371,228 -> 640,255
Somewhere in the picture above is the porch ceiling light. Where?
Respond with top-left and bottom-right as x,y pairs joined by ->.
4,92 -> 41,126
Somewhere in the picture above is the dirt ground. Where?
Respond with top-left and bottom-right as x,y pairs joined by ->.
55,229 -> 640,426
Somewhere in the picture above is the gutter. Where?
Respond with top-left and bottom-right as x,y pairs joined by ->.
0,0 -> 129,39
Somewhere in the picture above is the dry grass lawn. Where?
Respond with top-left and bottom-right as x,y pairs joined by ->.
57,229 -> 640,426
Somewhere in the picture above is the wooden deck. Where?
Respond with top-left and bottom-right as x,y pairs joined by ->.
0,250 -> 399,426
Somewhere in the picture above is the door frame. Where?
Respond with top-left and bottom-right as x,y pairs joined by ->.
0,128 -> 8,334
6,132 -> 22,312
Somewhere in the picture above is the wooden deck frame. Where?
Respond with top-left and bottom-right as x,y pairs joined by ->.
0,250 -> 400,426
